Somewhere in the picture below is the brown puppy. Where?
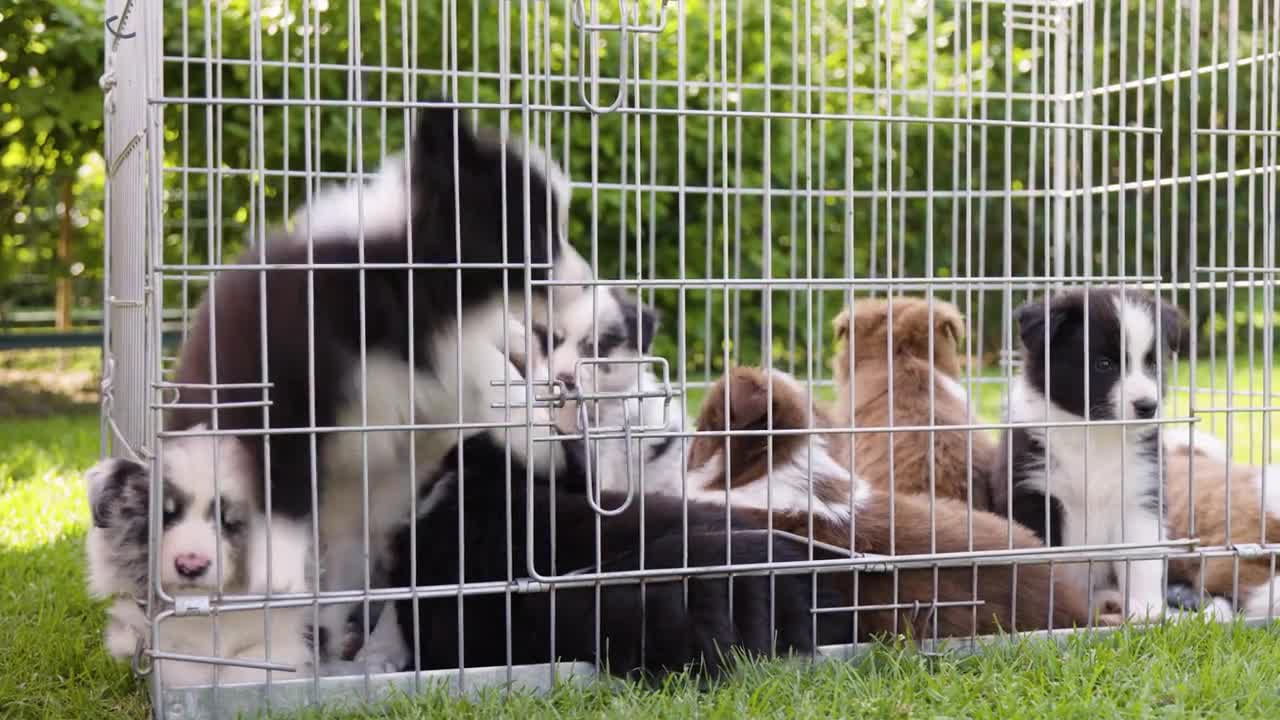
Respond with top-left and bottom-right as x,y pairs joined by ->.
689,366 -> 1101,641
830,297 -> 998,512
1165,427 -> 1280,618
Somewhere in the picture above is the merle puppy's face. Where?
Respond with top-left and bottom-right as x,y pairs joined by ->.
86,433 -> 256,595
1016,288 -> 1186,423
533,287 -> 658,394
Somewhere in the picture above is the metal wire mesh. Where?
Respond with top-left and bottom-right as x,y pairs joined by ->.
98,1 -> 1278,718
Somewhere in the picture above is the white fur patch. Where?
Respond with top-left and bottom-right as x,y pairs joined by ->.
935,373 -> 971,405
289,154 -> 409,244
1009,378 -> 1168,620
1163,426 -> 1230,462
683,440 -> 868,524
1258,465 -> 1280,521
1243,577 -> 1280,619
1111,294 -> 1161,423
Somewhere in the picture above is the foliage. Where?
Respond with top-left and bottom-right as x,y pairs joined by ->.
0,0 -> 105,320
3,1 -> 1276,372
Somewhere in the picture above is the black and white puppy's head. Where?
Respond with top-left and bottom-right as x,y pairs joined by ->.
531,287 -> 659,394
409,103 -> 590,311
1015,287 -> 1186,423
284,103 -> 591,313
85,426 -> 258,599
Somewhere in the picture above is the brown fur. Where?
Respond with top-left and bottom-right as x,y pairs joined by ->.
689,366 -> 1102,640
830,297 -> 999,512
689,367 -> 849,509
1165,444 -> 1280,603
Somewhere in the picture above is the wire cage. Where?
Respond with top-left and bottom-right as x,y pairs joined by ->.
99,0 -> 1278,718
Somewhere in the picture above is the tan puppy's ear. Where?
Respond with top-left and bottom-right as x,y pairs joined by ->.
888,297 -> 967,375
833,307 -> 851,341
934,303 -> 965,350
850,299 -> 891,341
688,373 -> 730,472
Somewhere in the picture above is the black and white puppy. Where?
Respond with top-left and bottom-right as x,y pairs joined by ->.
85,427 -> 315,687
166,106 -> 590,658
530,286 -> 688,498
363,432 -> 852,680
994,287 -> 1186,620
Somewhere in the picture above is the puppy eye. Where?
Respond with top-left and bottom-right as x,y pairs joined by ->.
1094,357 -> 1113,373
552,332 -> 566,348
218,500 -> 244,533
220,511 -> 243,534
162,497 -> 178,524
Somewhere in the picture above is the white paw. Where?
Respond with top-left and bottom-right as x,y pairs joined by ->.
1126,600 -> 1170,623
351,650 -> 403,675
352,633 -> 408,675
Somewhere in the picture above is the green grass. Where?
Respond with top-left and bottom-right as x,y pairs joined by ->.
1,361 -> 1277,719
292,622 -> 1280,720
0,412 -> 150,719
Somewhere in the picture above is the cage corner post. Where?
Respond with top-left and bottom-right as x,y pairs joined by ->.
103,0 -> 158,460
103,0 -> 164,713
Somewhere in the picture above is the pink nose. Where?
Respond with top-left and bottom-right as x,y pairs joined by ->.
174,552 -> 210,579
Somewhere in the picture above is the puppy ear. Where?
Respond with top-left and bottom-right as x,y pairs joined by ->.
1014,298 -> 1072,352
935,303 -> 966,349
725,367 -> 774,431
410,99 -> 479,191
893,299 -> 966,359
638,303 -> 659,355
688,373 -> 732,471
851,300 -> 890,340
85,458 -> 148,529
1157,298 -> 1189,355
832,308 -> 851,341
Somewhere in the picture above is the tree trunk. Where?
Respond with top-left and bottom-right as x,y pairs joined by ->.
56,178 -> 73,331
56,178 -> 73,371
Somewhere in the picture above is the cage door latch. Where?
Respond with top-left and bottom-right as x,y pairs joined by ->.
571,0 -> 679,114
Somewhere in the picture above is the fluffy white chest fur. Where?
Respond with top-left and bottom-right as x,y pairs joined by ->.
1010,381 -> 1168,617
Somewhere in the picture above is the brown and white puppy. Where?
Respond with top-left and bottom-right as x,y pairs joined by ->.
688,366 -> 1101,641
686,367 -> 858,521
830,297 -> 998,512
1164,426 -> 1280,619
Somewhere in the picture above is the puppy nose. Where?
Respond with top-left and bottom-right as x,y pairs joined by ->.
1132,398 -> 1158,419
175,552 -> 210,579
556,372 -> 577,390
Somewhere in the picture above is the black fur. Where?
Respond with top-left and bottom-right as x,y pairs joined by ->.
996,431 -> 1067,548
166,104 -> 567,521
1165,583 -> 1208,612
613,289 -> 658,355
386,434 -> 852,680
